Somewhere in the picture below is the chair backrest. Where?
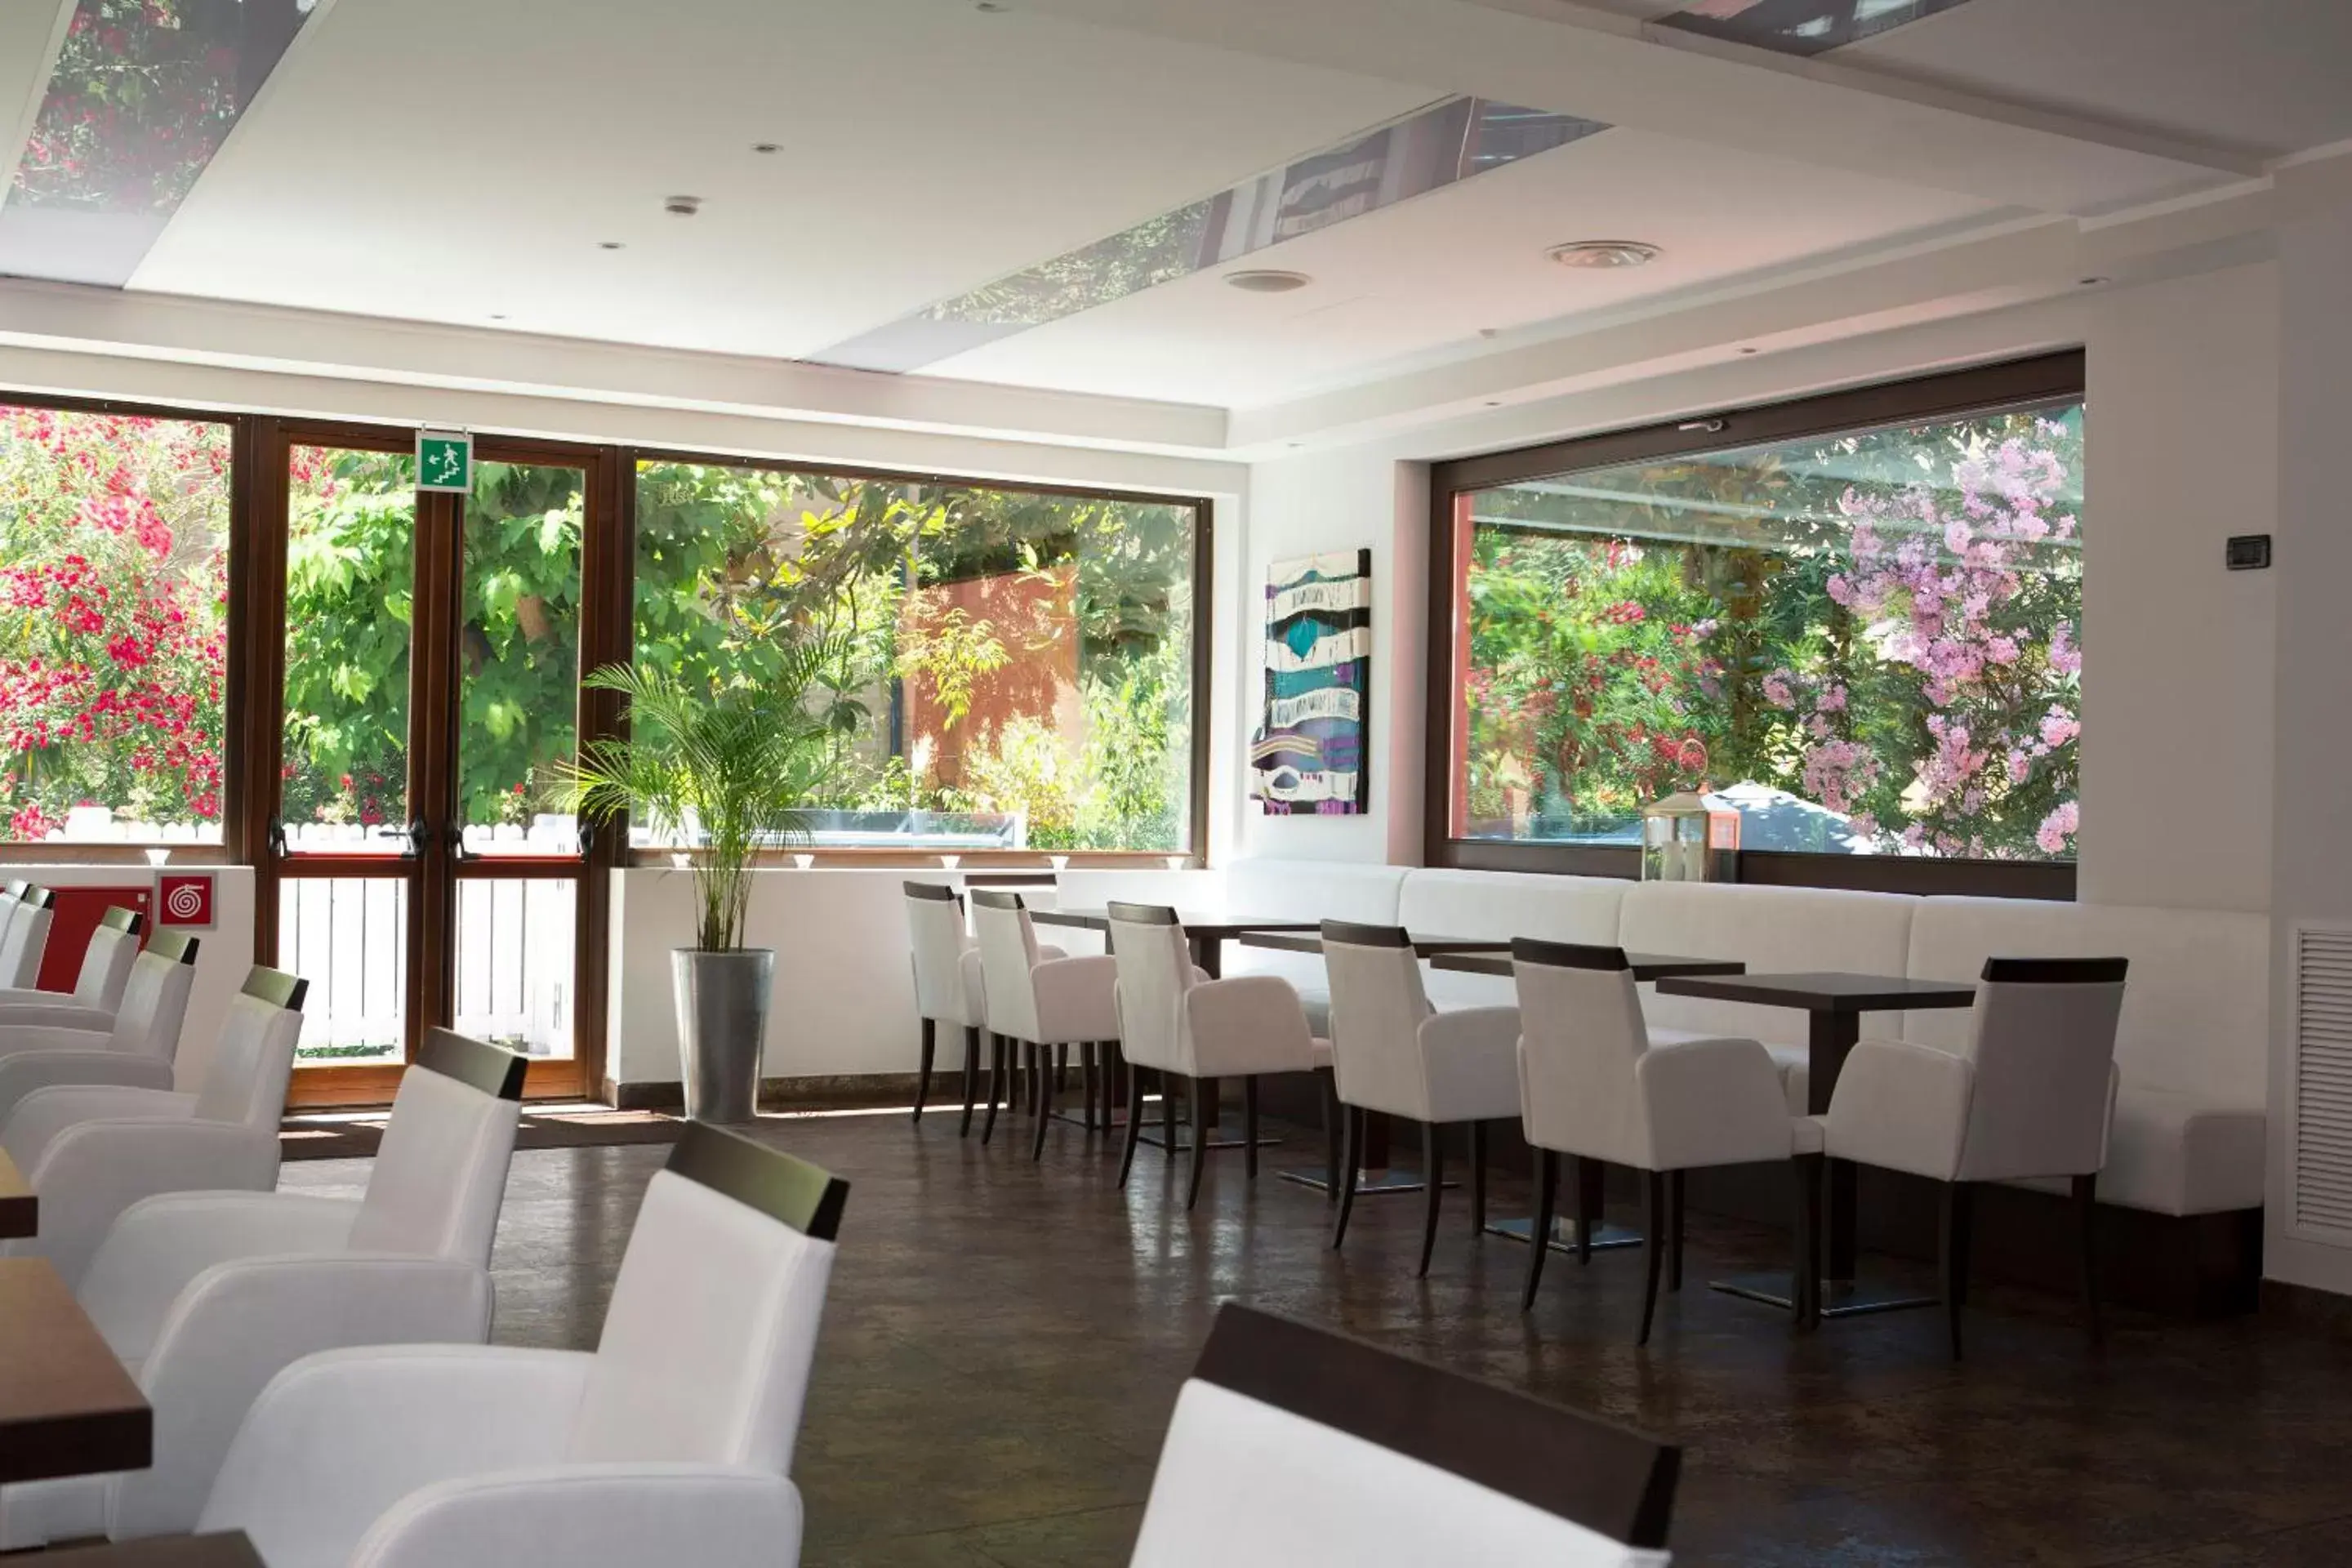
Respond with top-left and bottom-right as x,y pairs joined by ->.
191,967 -> 308,1127
1511,941 -> 1650,1165
568,1124 -> 848,1476
350,1028 -> 526,1263
72,906 -> 146,1011
1958,956 -> 2129,1182
904,882 -> 971,1023
0,884 -> 54,989
1107,902 -> 1195,1072
970,890 -> 1041,1042
1132,1306 -> 1678,1567
0,886 -> 20,977
1319,921 -> 1434,1120
106,929 -> 201,1060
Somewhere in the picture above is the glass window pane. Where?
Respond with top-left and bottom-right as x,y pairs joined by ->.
279,875 -> 407,1067
454,876 -> 574,1060
0,403 -> 229,844
1452,403 -> 2083,861
457,462 -> 581,856
630,463 -> 1196,853
282,447 -> 414,854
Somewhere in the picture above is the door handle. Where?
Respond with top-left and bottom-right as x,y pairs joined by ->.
445,819 -> 474,862
385,817 -> 427,860
266,815 -> 289,856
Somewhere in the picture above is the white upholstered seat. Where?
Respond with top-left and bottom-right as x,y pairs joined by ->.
971,889 -> 1118,1158
0,1029 -> 528,1548
1,964 -> 305,1289
198,1124 -> 849,1568
904,881 -> 990,1134
0,883 -> 55,990
0,903 -> 145,1028
0,928 -> 200,1125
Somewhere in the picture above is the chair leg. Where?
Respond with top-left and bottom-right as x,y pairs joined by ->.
1031,1042 -> 1057,1161
1318,1067 -> 1343,1202
981,1034 -> 1006,1145
1242,1077 -> 1261,1178
1637,1169 -> 1667,1347
1082,1043 -> 1101,1132
1119,1069 -> 1148,1187
1468,1120 -> 1489,1236
1572,1155 -> 1594,1266
1793,1153 -> 1824,1332
914,1018 -> 935,1124
2074,1172 -> 2103,1343
1186,1076 -> 1216,1210
1030,1044 -> 1047,1116
1417,1120 -> 1446,1278
1940,1180 -> 1975,1361
1160,1064 -> 1179,1150
1523,1149 -> 1559,1311
1331,1106 -> 1364,1250
1666,1169 -> 1686,1292
959,1026 -> 982,1137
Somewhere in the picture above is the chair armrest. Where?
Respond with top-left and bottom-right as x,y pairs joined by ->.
0,1022 -> 113,1061
113,1255 -> 496,1539
2,1084 -> 194,1169
7,1118 -> 281,1290
1184,976 -> 1316,1077
1029,955 -> 1120,1042
0,1051 -> 175,1131
1635,1036 -> 1797,1170
81,1192 -> 363,1361
0,1002 -> 112,1031
1824,1036 -> 1974,1183
202,1345 -> 595,1566
351,1467 -> 803,1568
1416,1006 -> 1523,1123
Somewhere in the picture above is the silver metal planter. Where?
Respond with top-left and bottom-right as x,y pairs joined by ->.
671,948 -> 774,1123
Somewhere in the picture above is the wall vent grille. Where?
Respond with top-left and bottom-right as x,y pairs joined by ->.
2293,925 -> 2352,1239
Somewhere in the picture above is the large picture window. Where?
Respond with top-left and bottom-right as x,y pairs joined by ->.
0,401 -> 230,845
633,461 -> 1201,854
1436,357 -> 2083,882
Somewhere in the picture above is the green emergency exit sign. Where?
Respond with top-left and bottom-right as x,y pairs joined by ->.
416,430 -> 473,492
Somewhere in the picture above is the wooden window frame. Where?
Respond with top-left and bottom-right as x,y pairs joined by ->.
1423,351 -> 2086,902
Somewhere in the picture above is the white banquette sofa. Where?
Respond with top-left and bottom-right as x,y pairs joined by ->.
1056,860 -> 2265,1228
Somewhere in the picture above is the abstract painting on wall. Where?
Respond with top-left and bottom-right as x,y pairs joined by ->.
1250,549 -> 1370,814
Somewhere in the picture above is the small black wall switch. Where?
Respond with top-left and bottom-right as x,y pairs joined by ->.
2226,535 -> 2272,571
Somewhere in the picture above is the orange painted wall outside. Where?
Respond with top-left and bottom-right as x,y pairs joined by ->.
902,567 -> 1082,788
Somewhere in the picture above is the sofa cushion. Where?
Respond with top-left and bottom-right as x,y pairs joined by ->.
1218,860 -> 1411,1000
1617,882 -> 1918,1111
1401,870 -> 1626,1011
2005,1088 -> 2266,1217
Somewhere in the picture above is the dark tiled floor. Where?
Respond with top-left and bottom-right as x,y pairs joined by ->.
284,1107 -> 2352,1566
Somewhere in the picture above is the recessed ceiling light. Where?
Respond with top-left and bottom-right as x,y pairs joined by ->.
975,2 -> 1007,10
752,142 -> 780,154
599,241 -> 624,251
1483,400 -> 1502,408
663,195 -> 702,217
2078,275 -> 2109,287
1225,269 -> 1311,293
489,313 -> 509,321
1548,240 -> 1661,270
1738,346 -> 1758,354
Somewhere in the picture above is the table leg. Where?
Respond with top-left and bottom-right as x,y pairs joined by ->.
1280,1110 -> 1455,1197
1485,1153 -> 1642,1254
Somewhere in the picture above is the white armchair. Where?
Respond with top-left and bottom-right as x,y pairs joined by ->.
1322,922 -> 1522,1276
904,880 -> 991,1134
199,1123 -> 849,1568
0,903 -> 145,1027
0,927 -> 200,1125
1131,1304 -> 1680,1567
0,1027 -> 527,1548
1822,956 -> 2128,1358
2,964 -> 305,1289
1108,902 -> 1328,1210
971,890 -> 1118,1157
0,883 -> 54,989
1513,940 -> 1818,1344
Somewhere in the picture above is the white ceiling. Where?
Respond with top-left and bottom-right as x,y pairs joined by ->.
2,0 -> 2348,429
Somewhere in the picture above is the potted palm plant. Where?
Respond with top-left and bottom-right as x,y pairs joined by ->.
559,643 -> 837,1122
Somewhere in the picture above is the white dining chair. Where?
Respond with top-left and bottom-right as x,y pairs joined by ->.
197,1123 -> 849,1568
1107,902 -> 1331,1209
903,880 -> 993,1133
0,883 -> 56,990
0,929 -> 201,1124
1321,921 -> 1521,1276
1821,955 -> 2128,1357
0,1029 -> 528,1548
970,890 -> 1119,1158
1513,938 -> 1821,1343
0,904 -> 145,1026
1,964 -> 305,1289
1131,1304 -> 1680,1566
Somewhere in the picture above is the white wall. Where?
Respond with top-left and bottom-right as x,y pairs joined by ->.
0,863 -> 255,1091
2264,192 -> 2352,1297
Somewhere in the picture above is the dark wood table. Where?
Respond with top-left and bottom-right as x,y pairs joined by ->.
1029,909 -> 1319,978
1428,951 -> 1748,983
1239,930 -> 1509,959
39,1535 -> 264,1566
0,1258 -> 150,1484
0,1147 -> 32,1239
1652,970 -> 1979,1316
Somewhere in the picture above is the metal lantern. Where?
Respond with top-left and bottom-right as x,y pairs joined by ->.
1640,791 -> 1740,883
